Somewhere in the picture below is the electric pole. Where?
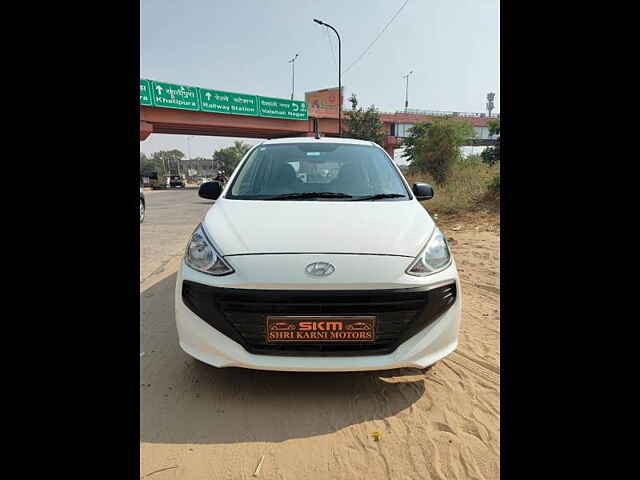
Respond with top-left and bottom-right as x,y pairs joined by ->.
289,53 -> 299,100
486,92 -> 495,118
403,70 -> 413,112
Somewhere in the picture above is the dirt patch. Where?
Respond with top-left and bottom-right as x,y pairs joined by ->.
140,215 -> 500,480
435,209 -> 500,235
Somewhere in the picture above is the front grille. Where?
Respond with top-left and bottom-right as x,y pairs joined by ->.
181,281 -> 457,357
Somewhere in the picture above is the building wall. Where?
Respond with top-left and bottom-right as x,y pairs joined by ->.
474,126 -> 499,140
391,124 -> 498,140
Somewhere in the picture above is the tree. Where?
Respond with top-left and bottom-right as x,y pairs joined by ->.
140,158 -> 158,177
212,140 -> 252,174
409,117 -> 475,184
140,152 -> 149,175
481,119 -> 500,166
140,151 -> 165,177
151,149 -> 185,175
488,119 -> 500,137
344,94 -> 386,146
401,122 -> 431,165
212,148 -> 236,173
230,140 -> 251,160
181,157 -> 210,176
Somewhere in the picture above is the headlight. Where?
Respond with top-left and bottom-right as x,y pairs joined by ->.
406,227 -> 451,276
185,224 -> 235,276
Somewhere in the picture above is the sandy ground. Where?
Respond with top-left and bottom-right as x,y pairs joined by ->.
140,211 -> 500,480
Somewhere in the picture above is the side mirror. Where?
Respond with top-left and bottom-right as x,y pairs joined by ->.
199,181 -> 222,200
412,183 -> 434,201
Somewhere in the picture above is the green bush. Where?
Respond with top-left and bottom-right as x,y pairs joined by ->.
481,144 -> 500,166
407,118 -> 476,185
405,158 -> 498,214
488,174 -> 500,193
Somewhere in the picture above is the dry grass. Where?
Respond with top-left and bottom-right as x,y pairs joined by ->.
405,159 -> 499,215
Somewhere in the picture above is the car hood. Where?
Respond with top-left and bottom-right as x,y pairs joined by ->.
202,199 -> 435,257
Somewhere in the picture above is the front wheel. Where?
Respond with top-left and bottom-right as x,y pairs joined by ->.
140,199 -> 145,223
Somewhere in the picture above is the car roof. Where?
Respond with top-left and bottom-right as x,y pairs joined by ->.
260,137 -> 376,147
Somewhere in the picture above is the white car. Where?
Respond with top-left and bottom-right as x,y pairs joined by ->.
175,137 -> 461,372
140,183 -> 146,224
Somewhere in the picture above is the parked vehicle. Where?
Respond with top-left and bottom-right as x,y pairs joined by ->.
140,181 -> 146,224
151,174 -> 185,189
175,137 -> 461,372
150,175 -> 167,190
169,175 -> 185,188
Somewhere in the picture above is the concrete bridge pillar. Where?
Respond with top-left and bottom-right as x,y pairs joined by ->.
140,121 -> 153,141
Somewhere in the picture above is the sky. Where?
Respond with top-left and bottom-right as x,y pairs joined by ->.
140,0 -> 500,160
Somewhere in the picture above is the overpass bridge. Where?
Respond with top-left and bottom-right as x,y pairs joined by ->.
139,79 -> 498,159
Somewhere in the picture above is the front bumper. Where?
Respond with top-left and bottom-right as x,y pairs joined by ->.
174,256 -> 461,372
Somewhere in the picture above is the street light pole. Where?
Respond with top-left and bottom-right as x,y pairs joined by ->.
313,19 -> 341,136
289,53 -> 299,100
402,70 -> 413,113
186,136 -> 192,176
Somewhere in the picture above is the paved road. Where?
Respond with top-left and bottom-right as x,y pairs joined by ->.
140,188 -> 213,284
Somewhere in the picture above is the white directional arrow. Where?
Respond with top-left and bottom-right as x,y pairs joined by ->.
155,85 -> 163,95
205,92 -> 212,101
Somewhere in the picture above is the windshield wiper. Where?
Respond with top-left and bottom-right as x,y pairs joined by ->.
262,192 -> 353,200
351,193 -> 407,201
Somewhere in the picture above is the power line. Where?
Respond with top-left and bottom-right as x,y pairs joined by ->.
344,0 -> 410,75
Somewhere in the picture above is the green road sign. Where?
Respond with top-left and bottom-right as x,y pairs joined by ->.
151,81 -> 200,110
140,78 -> 309,120
140,79 -> 152,106
199,88 -> 258,116
257,96 -> 308,120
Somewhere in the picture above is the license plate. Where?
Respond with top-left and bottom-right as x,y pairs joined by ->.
266,316 -> 376,343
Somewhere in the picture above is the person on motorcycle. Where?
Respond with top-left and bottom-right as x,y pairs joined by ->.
214,170 -> 227,184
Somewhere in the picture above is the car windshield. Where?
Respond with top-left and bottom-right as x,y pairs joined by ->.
227,143 -> 409,200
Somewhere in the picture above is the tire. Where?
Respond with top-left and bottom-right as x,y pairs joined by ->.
140,198 -> 145,223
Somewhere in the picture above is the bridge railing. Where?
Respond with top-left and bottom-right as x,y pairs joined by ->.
315,107 -> 499,119
395,108 -> 500,118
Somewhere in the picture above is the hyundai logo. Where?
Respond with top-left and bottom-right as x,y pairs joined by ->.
305,262 -> 335,277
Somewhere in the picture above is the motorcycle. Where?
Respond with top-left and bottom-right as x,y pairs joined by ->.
214,174 -> 227,187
